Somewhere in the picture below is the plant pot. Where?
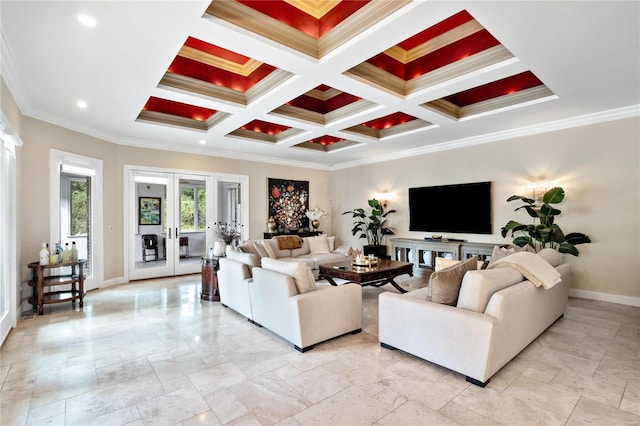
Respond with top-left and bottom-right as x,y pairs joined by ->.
364,245 -> 387,259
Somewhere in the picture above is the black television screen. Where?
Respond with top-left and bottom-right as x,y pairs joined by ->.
409,182 -> 492,234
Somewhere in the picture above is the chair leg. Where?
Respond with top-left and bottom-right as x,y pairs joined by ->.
295,345 -> 313,353
380,342 -> 396,350
465,376 -> 489,387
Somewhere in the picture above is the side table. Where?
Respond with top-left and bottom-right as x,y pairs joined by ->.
201,256 -> 221,301
28,260 -> 86,315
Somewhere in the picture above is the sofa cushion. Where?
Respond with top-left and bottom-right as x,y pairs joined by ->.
226,250 -> 260,268
297,252 -> 348,266
429,256 -> 478,306
261,258 -> 316,294
457,267 -> 525,313
308,235 -> 331,254
333,245 -> 352,256
327,236 -> 336,251
264,238 -> 290,258
291,238 -> 310,257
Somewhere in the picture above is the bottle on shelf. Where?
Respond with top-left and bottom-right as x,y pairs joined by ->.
62,243 -> 71,263
39,243 -> 49,265
70,241 -> 78,262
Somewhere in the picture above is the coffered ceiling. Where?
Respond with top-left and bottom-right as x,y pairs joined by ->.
1,1 -> 638,169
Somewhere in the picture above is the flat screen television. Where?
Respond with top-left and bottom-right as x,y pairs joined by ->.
409,181 -> 492,234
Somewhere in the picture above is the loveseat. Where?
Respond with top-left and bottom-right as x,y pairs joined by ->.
378,249 -> 572,387
218,247 -> 362,352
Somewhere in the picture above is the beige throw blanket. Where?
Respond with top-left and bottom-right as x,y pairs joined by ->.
275,235 -> 304,250
488,251 -> 561,289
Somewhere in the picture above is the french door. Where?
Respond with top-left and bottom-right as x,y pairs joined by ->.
127,169 -> 212,280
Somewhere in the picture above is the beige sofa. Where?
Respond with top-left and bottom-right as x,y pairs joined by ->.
378,250 -> 572,387
218,249 -> 362,352
240,235 -> 351,278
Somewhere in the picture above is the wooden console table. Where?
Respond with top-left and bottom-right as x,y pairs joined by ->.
28,260 -> 86,315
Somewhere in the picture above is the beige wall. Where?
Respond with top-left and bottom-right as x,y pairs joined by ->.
330,118 -> 640,299
4,76 -> 639,301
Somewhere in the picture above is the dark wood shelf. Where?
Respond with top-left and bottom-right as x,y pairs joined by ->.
28,260 -> 86,315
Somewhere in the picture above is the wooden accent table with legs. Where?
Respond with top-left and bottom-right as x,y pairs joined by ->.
28,260 -> 86,315
318,259 -> 414,293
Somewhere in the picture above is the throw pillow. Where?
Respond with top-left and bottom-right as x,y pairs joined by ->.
239,242 -> 259,258
256,240 -> 276,258
487,246 -> 516,267
429,256 -> 478,306
261,258 -> 317,294
327,236 -> 336,252
252,241 -> 269,259
308,235 -> 330,254
435,257 -> 461,271
537,248 -> 563,267
226,250 -> 260,268
333,245 -> 352,256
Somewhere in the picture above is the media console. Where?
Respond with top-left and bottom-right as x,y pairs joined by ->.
390,238 -> 507,277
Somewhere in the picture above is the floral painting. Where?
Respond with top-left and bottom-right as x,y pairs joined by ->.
139,197 -> 161,225
268,178 -> 309,231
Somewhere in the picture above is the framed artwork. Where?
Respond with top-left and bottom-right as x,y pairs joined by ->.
139,197 -> 161,225
268,178 -> 309,231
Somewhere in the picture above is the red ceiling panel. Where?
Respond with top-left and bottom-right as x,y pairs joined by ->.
143,97 -> 217,121
443,71 -> 543,106
397,10 -> 474,51
308,135 -> 343,146
288,92 -> 361,114
184,36 -> 250,64
168,56 -> 275,92
360,112 -> 418,130
241,119 -> 291,135
237,0 -> 369,38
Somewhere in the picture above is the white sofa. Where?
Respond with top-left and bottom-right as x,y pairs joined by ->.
240,235 -> 351,278
250,267 -> 362,352
217,250 -> 362,352
378,250 -> 572,387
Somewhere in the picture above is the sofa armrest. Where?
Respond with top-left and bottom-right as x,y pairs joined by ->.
379,292 -> 497,381
291,284 -> 362,348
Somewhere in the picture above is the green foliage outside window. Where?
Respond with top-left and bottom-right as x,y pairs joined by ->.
180,186 -> 206,232
70,181 -> 88,235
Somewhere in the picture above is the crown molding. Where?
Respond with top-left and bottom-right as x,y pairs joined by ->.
0,30 -> 30,115
117,136 -> 332,171
329,104 -> 640,170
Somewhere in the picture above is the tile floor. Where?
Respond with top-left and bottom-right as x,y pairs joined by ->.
1,274 -> 638,425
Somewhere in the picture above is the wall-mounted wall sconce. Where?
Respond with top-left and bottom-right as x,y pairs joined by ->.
375,191 -> 395,208
529,181 -> 557,201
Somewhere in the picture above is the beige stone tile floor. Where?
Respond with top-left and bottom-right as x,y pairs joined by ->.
1,274 -> 638,425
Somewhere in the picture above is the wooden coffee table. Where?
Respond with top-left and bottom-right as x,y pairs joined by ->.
318,259 -> 414,293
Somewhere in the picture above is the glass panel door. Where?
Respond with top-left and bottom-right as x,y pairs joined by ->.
174,174 -> 209,275
129,171 -> 173,280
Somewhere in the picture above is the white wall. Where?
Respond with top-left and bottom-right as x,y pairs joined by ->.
330,117 -> 640,301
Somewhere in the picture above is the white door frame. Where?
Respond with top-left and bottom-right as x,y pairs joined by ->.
123,165 -> 249,282
49,149 -> 103,291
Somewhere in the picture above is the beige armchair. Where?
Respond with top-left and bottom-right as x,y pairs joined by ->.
250,267 -> 362,352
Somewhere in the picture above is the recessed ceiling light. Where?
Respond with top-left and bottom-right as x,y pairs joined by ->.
77,14 -> 97,27
77,100 -> 88,109
199,139 -> 206,145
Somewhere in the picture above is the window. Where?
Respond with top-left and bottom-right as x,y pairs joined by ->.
180,185 -> 206,232
70,179 -> 88,235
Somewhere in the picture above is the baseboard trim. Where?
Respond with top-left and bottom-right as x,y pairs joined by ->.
570,288 -> 640,307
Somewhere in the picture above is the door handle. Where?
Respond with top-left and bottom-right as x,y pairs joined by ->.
175,227 -> 179,237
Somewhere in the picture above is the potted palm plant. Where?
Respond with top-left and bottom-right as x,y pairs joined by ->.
342,198 -> 397,258
501,186 -> 591,256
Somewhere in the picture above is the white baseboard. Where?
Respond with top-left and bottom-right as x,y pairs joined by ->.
570,288 -> 640,307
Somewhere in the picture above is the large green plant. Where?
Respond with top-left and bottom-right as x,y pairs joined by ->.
501,187 -> 591,256
342,199 -> 397,246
